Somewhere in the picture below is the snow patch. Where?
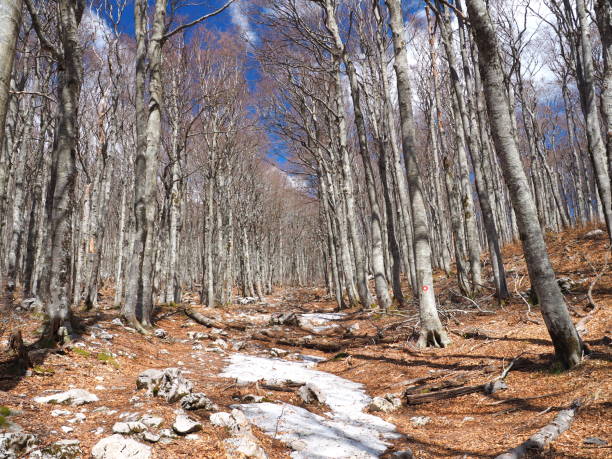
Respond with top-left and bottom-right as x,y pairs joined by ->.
221,354 -> 399,458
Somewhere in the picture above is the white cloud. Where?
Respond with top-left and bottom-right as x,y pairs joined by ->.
230,1 -> 257,44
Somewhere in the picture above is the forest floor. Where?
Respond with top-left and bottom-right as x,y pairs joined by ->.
0,225 -> 610,458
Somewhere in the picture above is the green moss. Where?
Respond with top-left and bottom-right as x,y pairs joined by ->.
0,415 -> 6,427
0,406 -> 10,417
332,352 -> 350,361
97,352 -> 119,369
33,365 -> 55,376
72,348 -> 91,357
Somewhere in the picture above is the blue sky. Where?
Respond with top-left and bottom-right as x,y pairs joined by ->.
110,0 -> 239,37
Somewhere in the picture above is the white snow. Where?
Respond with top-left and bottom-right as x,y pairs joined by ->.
220,354 -> 400,458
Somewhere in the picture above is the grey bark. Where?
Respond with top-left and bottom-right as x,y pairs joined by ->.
0,0 -> 22,152
466,0 -> 583,368
385,0 -> 450,347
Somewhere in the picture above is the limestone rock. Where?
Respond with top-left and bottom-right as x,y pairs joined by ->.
0,432 -> 37,459
139,415 -> 163,428
187,332 -> 208,341
153,329 -> 167,339
224,436 -> 268,459
410,416 -> 430,426
91,435 -> 151,459
172,414 -> 202,435
270,312 -> 298,326
391,449 -> 413,458
34,390 -> 99,406
29,439 -> 81,459
142,432 -> 160,444
112,422 -> 146,434
136,368 -> 193,403
180,393 -> 217,411
298,383 -> 326,405
368,396 -> 396,413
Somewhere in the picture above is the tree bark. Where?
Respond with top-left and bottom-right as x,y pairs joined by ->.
0,0 -> 22,151
385,0 -> 450,347
466,0 -> 583,368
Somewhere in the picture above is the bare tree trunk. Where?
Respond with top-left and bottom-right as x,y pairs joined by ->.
113,185 -> 127,307
596,0 -> 612,196
0,0 -> 22,151
573,0 -> 612,243
466,0 -> 583,368
436,2 -> 482,293
37,0 -> 85,343
385,0 -> 450,347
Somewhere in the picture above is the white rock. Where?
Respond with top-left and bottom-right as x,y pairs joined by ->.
142,432 -> 160,443
112,422 -> 146,434
60,426 -> 73,433
185,434 -> 200,441
180,393 -> 217,411
154,329 -> 167,339
140,415 -> 164,428
298,383 -> 326,405
187,331 -> 208,341
136,368 -> 193,403
0,433 -> 37,458
172,414 -> 202,435
91,435 -> 151,459
29,439 -> 82,459
50,409 -> 71,417
34,389 -> 99,406
224,436 -> 268,459
410,416 -> 431,426
210,412 -> 232,428
368,396 -> 396,413
67,413 -> 86,423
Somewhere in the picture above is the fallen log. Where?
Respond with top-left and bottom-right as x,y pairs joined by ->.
251,332 -> 344,353
495,399 -> 582,459
404,355 -> 519,405
405,379 -> 507,404
183,308 -> 247,331
403,373 -> 470,396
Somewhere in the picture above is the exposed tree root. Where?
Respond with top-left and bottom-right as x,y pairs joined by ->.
495,399 -> 582,459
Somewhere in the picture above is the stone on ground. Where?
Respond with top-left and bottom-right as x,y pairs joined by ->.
172,414 -> 202,435
180,393 -> 217,411
91,435 -> 151,459
0,432 -> 37,459
34,389 -> 99,406
136,368 -> 193,403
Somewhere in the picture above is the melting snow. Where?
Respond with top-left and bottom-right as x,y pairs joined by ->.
220,354 -> 399,458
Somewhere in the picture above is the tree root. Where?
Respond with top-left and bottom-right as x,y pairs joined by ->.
495,399 -> 582,459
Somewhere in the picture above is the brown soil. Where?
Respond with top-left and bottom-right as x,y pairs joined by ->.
0,225 -> 610,458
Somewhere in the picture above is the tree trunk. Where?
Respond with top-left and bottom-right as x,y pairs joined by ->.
573,0 -> 612,243
42,0 -> 85,343
385,0 -> 450,347
466,0 -> 583,368
0,0 -> 22,150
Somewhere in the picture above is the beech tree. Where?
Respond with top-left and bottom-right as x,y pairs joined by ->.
465,0 -> 583,368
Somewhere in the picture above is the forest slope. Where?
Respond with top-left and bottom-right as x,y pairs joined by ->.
0,225 -> 610,458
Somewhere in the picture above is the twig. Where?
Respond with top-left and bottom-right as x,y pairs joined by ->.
576,254 -> 608,335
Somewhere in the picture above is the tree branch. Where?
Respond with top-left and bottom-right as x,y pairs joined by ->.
162,0 -> 236,42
